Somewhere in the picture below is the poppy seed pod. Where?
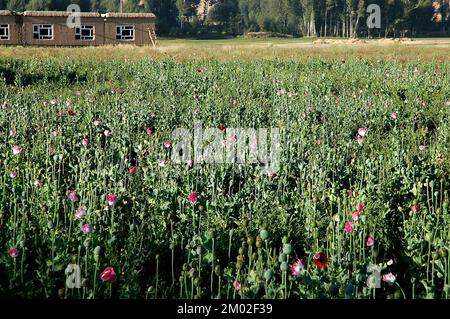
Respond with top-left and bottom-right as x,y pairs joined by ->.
280,262 -> 289,272
283,243 -> 293,255
264,269 -> 273,281
259,229 -> 269,240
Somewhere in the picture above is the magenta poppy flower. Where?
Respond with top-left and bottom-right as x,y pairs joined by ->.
12,145 -> 23,155
129,166 -> 136,174
75,207 -> 87,219
345,221 -> 353,234
352,212 -> 360,221
107,194 -> 118,206
366,236 -> 374,247
68,109 -> 76,116
358,127 -> 367,137
357,135 -> 363,145
313,252 -> 329,270
67,191 -> 79,202
100,267 -> 117,283
218,123 -> 226,131
146,127 -> 155,136
233,280 -> 241,291
81,138 -> 90,146
8,248 -> 19,258
9,171 -> 17,178
81,224 -> 93,234
356,203 -> 366,211
410,205 -> 420,213
290,259 -> 304,277
188,192 -> 198,205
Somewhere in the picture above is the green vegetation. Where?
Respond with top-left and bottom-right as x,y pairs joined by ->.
0,56 -> 449,298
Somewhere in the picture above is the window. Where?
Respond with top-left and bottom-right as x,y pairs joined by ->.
116,25 -> 135,41
0,24 -> 9,40
75,25 -> 95,41
33,24 -> 53,40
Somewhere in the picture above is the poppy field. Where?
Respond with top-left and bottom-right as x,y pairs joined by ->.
0,57 -> 449,299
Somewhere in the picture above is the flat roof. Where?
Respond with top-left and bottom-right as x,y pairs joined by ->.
0,10 -> 14,16
23,11 -> 101,17
103,12 -> 156,19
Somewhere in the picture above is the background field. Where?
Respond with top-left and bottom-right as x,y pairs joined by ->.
1,38 -> 450,62
0,40 -> 449,299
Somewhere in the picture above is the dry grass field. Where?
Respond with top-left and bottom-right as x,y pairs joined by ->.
1,37 -> 449,62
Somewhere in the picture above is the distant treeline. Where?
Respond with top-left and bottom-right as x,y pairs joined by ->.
1,0 -> 449,37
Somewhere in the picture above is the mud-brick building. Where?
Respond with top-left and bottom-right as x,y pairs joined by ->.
0,10 -> 20,45
0,11 -> 157,46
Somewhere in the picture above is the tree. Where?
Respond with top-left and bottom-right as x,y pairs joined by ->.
26,0 -> 51,10
6,0 -> 26,11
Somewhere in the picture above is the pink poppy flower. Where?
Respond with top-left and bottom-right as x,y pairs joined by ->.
104,130 -> 111,137
93,120 -> 101,127
391,112 -> 398,120
107,194 -> 118,206
221,139 -> 227,146
81,224 -> 93,234
358,128 -> 367,137
382,273 -> 396,285
233,280 -> 241,291
100,267 -> 117,283
387,259 -> 394,266
67,191 -> 79,202
164,140 -> 172,149
187,160 -> 194,168
12,145 -> 22,155
8,248 -> 19,258
146,127 -> 155,136
75,207 -> 87,219
356,203 -> 366,211
290,259 -> 304,277
366,236 -> 374,247
34,180 -> 43,188
159,160 -> 166,167
229,135 -> 237,144
357,135 -> 363,145
188,192 -> 198,205
345,221 -> 353,234
81,138 -> 90,146
277,88 -> 286,96
10,171 -> 17,178
419,144 -> 426,151
410,205 -> 420,213
129,166 -> 136,174
352,212 -> 360,221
